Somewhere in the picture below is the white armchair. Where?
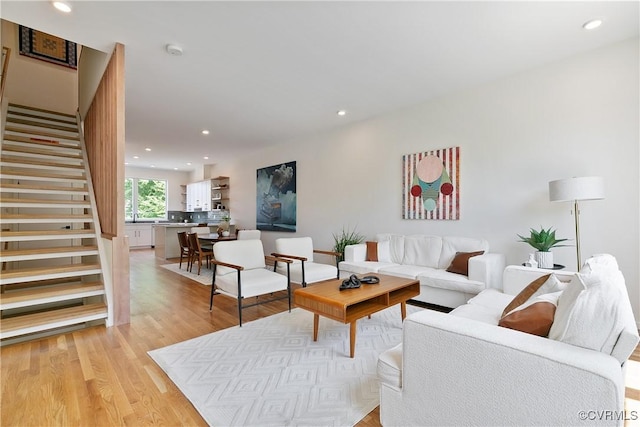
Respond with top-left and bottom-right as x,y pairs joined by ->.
237,229 -> 261,240
209,240 -> 292,326
271,237 -> 340,287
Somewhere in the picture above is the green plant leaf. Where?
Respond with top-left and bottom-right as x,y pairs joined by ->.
332,226 -> 365,262
517,226 -> 570,252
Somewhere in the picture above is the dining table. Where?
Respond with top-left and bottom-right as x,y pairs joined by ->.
197,233 -> 237,243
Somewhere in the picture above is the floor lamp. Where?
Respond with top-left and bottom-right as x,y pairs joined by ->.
548,176 -> 604,270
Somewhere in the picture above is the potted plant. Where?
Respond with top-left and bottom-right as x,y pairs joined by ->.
332,227 -> 364,262
517,227 -> 569,268
217,214 -> 231,236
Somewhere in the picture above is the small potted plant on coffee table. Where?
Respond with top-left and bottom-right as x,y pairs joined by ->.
517,227 -> 569,268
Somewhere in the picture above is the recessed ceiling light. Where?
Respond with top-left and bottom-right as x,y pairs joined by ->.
173,168 -> 178,170
186,162 -> 192,166
133,156 -> 139,159
583,19 -> 602,30
202,130 -> 210,135
203,156 -> 209,160
125,162 -> 129,165
145,147 -> 151,151
150,165 -> 155,168
337,110 -> 347,116
53,1 -> 71,13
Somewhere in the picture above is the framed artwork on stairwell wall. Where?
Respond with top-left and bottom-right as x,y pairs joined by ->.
19,25 -> 77,69
403,146 -> 460,220
256,161 -> 297,232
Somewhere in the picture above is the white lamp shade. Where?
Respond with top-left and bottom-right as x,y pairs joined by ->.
549,176 -> 604,202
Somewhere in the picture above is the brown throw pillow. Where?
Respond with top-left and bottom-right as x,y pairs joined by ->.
445,251 -> 484,276
501,274 -> 551,317
366,241 -> 378,262
498,291 -> 562,337
498,301 -> 557,337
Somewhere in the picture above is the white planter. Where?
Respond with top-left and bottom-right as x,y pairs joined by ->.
535,251 -> 554,269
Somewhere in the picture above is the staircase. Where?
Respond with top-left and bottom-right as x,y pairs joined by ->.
0,103 -> 110,344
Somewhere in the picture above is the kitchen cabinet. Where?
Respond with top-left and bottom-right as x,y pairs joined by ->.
185,180 -> 212,211
184,178 -> 230,212
125,224 -> 154,247
185,183 -> 196,211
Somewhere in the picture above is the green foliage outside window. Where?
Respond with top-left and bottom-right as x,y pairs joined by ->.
125,178 -> 167,221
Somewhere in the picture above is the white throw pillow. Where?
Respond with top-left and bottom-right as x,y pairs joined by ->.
580,253 -> 619,275
549,268 -> 628,355
377,240 -> 392,263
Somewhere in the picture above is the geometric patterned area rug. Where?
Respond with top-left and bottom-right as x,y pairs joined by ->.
148,305 -> 422,426
160,262 -> 212,286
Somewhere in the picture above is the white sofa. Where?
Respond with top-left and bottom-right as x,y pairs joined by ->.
339,234 -> 505,308
378,257 -> 639,426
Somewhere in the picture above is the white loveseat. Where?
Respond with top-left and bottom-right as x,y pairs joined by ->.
339,234 -> 506,308
378,257 -> 639,426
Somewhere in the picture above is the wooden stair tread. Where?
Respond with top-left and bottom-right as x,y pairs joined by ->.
0,282 -> 104,306
4,126 -> 80,141
8,104 -> 76,119
0,169 -> 85,180
3,277 -> 94,290
6,110 -> 77,125
2,145 -> 82,159
1,229 -> 95,238
0,197 -> 88,205
3,134 -> 80,148
0,213 -> 92,220
1,263 -> 101,280
0,183 -> 88,192
1,246 -> 98,257
1,157 -> 84,169
6,117 -> 78,132
0,303 -> 107,336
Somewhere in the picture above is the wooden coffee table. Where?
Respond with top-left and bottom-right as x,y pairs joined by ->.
293,274 -> 420,358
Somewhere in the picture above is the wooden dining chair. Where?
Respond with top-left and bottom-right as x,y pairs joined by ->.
190,226 -> 213,250
188,232 -> 213,275
177,231 -> 191,270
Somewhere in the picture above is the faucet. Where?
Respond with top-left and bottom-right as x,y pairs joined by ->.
133,212 -> 137,223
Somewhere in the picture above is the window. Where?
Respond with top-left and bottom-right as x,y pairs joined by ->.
125,178 -> 167,221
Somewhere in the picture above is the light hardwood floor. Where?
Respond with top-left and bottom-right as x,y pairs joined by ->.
1,249 -> 639,426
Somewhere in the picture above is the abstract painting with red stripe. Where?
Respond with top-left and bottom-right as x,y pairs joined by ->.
402,147 -> 460,220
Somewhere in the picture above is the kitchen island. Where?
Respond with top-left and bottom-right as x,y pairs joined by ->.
154,222 -> 236,259
153,223 -> 199,259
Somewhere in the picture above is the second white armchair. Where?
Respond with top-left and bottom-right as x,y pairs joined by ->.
272,237 -> 340,287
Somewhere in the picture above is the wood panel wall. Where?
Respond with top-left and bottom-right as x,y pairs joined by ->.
83,43 -> 129,325
84,43 -> 125,239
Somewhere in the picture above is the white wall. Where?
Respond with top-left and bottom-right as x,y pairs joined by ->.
1,20 -> 78,114
210,38 -> 640,322
125,166 -> 190,212
77,46 -> 110,118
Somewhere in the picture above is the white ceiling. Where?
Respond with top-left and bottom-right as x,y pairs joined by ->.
2,1 -> 639,172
